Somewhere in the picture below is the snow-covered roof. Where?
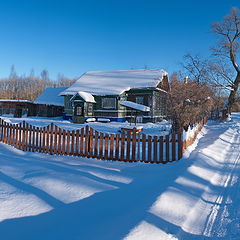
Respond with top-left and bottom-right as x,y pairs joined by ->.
34,87 -> 67,106
119,101 -> 150,112
0,99 -> 33,103
60,69 -> 168,96
70,91 -> 96,103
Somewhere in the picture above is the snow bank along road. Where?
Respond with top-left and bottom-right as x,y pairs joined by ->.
0,113 -> 240,240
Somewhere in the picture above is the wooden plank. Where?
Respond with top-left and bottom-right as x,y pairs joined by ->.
53,125 -> 58,155
3,122 -> 7,143
89,128 -> 93,158
115,134 -> 120,160
153,136 -> 158,163
120,133 -> 125,161
99,132 -> 104,159
39,127 -> 43,152
0,119 -> 3,141
93,131 -> 98,158
71,130 -> 75,155
9,124 -> 12,145
62,130 -> 66,154
29,124 -> 32,151
57,128 -> 62,155
66,130 -> 71,155
165,135 -> 170,162
171,133 -> 176,161
142,134 -> 146,162
137,133 -> 141,161
126,131 -> 131,162
104,133 -> 109,160
15,124 -> 19,148
109,134 -> 114,160
131,129 -> 137,162
75,130 -> 80,156
49,123 -> 54,155
19,122 -> 23,150
147,135 -> 152,163
35,127 -> 39,152
177,131 -> 183,160
159,136 -> 164,163
85,125 -> 89,157
80,128 -> 84,156
32,126 -> 36,152
42,127 -> 46,153
25,123 -> 29,151
9,124 -> 13,145
46,125 -> 50,153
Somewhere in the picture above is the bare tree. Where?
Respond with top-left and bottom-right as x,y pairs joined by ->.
181,54 -> 209,83
211,7 -> 240,114
168,72 -> 215,131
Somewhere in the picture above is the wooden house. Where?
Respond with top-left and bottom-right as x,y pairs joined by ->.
34,87 -> 66,117
60,69 -> 169,123
0,99 -> 36,117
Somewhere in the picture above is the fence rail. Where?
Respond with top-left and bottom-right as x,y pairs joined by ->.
0,118 -> 207,164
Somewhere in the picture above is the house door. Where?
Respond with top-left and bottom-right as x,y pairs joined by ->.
14,108 -> 22,118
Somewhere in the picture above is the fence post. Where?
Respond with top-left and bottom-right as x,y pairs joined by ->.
165,135 -> 170,163
177,131 -> 183,160
171,133 -> 176,161
132,128 -> 137,162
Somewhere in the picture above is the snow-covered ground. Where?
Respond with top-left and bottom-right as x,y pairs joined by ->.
1,115 -> 172,136
1,113 -> 240,240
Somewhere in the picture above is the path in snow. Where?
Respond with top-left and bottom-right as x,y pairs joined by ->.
0,113 -> 240,240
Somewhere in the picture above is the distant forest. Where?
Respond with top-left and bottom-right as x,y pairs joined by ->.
0,65 -> 76,101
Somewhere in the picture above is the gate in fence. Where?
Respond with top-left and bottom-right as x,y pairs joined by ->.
0,119 -> 187,163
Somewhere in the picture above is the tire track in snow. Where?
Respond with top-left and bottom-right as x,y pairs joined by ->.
203,123 -> 240,238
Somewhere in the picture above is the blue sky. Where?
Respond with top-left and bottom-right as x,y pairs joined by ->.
0,0 -> 239,80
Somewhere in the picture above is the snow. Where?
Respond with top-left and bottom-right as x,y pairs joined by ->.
1,114 -> 240,239
34,87 -> 67,106
60,69 -> 168,96
70,91 -> 96,103
119,101 -> 150,112
1,116 -> 172,136
0,99 -> 33,103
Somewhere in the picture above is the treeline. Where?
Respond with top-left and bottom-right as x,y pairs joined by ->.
0,66 -> 76,101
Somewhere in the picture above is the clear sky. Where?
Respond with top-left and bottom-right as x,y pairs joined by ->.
0,0 -> 239,80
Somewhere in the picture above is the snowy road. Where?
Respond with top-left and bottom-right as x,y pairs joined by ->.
0,114 -> 240,240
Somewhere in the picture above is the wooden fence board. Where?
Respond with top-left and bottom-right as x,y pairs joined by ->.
165,135 -> 170,163
171,134 -> 176,161
115,134 -> 120,160
110,134 -> 114,160
159,136 -> 163,163
75,130 -> 80,156
147,135 -> 152,163
153,136 -> 158,163
93,131 -> 98,158
120,133 -> 125,161
132,129 -> 136,162
104,134 -> 109,160
142,134 -> 146,162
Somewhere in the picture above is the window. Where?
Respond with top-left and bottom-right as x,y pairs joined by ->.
136,96 -> 144,105
102,98 -> 116,109
88,104 -> 93,115
76,106 -> 82,116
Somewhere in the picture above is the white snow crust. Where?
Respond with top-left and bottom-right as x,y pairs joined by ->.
119,100 -> 150,112
34,87 -> 67,106
60,69 -> 168,96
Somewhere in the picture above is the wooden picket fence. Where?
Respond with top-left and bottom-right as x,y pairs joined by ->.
0,118 -> 207,164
